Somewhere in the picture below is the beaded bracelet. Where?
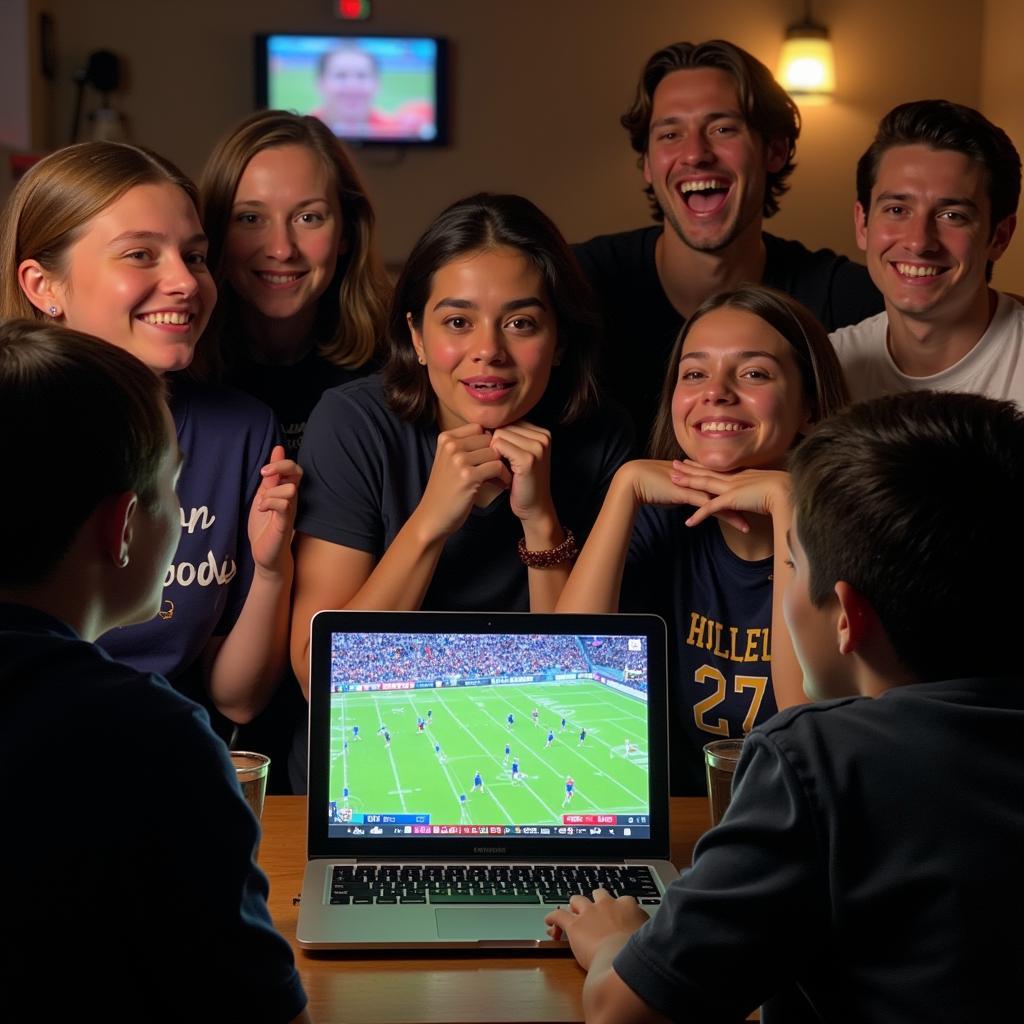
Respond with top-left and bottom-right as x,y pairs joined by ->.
517,528 -> 578,568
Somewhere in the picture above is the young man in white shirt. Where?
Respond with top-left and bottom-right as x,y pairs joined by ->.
831,99 -> 1023,406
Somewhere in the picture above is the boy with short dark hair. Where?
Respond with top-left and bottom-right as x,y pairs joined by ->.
0,320 -> 309,1023
547,390 -> 1023,1023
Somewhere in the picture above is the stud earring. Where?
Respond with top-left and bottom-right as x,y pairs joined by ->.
48,305 -> 59,318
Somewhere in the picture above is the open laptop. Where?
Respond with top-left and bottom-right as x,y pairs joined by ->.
297,611 -> 678,950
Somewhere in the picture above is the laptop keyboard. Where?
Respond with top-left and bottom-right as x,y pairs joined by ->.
329,863 -> 662,906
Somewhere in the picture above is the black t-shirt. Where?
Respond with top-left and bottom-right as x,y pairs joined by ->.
614,676 -> 1024,1023
296,374 -> 633,611
227,348 -> 376,457
573,227 -> 884,442
622,510 -> 777,795
0,604 -> 307,1023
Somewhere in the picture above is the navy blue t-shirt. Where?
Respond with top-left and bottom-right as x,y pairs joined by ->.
0,603 -> 307,1022
99,377 -> 277,688
297,374 -> 633,611
623,508 -> 776,795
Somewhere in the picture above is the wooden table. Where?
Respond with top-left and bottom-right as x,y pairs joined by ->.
260,796 -> 712,1024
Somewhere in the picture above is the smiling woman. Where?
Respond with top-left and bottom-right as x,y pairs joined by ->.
0,141 -> 301,730
289,194 -> 633,701
198,110 -> 391,458
198,112 -> 391,790
407,247 -> 558,432
17,182 -> 215,374
557,285 -> 848,794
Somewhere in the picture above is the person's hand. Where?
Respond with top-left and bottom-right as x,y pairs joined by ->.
489,421 -> 555,524
618,459 -> 751,533
414,424 -> 512,540
544,888 -> 649,971
248,445 -> 302,574
669,461 -> 792,529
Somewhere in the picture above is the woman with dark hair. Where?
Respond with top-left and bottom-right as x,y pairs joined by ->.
199,109 -> 391,455
290,193 -> 632,694
558,285 -> 849,794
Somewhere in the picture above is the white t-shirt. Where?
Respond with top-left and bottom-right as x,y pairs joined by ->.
829,291 -> 1024,407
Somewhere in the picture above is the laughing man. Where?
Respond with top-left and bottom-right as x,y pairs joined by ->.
574,40 -> 881,442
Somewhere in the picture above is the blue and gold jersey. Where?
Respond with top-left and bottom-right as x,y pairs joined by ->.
624,508 -> 777,794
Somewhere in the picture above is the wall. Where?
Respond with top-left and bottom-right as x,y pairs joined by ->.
31,0 -> 986,269
980,0 -> 1024,292
0,2 -> 31,150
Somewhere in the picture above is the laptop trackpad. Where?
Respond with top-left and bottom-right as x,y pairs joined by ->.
435,908 -> 548,941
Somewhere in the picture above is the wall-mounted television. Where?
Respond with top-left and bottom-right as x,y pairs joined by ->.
255,34 -> 448,146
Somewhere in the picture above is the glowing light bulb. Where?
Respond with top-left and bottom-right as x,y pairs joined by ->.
778,28 -> 836,101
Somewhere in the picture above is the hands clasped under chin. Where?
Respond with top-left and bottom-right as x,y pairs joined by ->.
418,420 -> 557,539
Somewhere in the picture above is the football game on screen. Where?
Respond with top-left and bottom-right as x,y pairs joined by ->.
326,633 -> 651,840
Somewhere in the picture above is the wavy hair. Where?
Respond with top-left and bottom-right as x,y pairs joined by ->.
621,40 -> 800,222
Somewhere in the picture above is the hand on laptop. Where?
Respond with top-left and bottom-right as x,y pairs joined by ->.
544,888 -> 649,970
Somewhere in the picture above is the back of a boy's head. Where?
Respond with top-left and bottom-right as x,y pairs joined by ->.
0,319 -> 168,588
789,391 -> 1023,682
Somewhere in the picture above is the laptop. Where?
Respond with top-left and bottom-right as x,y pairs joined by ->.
297,611 -> 678,950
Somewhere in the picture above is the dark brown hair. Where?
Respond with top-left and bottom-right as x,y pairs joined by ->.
855,100 -> 1021,281
856,99 -> 1021,227
0,319 -> 168,586
789,391 -> 1024,680
383,193 -> 599,426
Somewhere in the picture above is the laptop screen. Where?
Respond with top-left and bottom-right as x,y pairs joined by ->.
314,619 -> 663,847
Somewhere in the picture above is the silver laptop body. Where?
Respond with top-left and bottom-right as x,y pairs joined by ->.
297,611 -> 678,950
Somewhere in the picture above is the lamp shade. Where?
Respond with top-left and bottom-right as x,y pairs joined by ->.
778,31 -> 835,100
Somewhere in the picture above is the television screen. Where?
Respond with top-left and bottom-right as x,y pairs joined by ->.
256,34 -> 447,145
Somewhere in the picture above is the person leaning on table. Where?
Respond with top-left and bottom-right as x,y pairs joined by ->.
0,319 -> 311,1024
546,390 -> 1023,1024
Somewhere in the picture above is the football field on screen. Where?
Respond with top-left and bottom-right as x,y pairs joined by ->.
328,681 -> 649,826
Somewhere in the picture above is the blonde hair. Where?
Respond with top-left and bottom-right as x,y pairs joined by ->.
0,142 -> 198,320
198,110 -> 391,374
